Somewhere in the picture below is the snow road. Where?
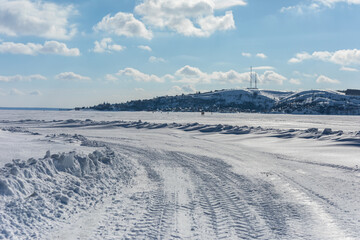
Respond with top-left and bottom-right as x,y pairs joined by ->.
0,113 -> 359,239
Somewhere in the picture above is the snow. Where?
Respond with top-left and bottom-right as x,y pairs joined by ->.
0,110 -> 359,239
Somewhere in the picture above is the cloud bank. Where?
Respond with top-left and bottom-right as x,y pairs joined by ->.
93,38 -> 125,53
134,0 -> 239,37
117,68 -> 165,83
0,41 -> 80,56
289,49 -> 360,66
113,65 -> 287,86
281,0 -> 360,14
55,72 -> 90,81
0,0 -> 77,39
0,74 -> 46,82
316,75 -> 340,84
94,12 -> 153,39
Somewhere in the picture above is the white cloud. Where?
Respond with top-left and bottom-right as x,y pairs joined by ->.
176,65 -> 205,77
149,56 -> 165,63
213,0 -> 247,9
94,12 -> 153,39
134,0 -> 237,37
110,66 -> 288,86
258,71 -> 287,85
181,85 -> 197,92
330,49 -> 360,65
209,70 -> 250,84
289,49 -> 360,66
316,75 -> 340,84
296,72 -> 318,78
172,85 -> 196,94
39,41 -> 80,56
289,52 -> 312,63
93,38 -> 125,53
0,41 -> 80,56
117,68 -> 164,83
138,45 -> 152,51
162,74 -> 176,81
196,11 -> 235,36
175,66 -> 283,85
242,53 -> 268,59
0,0 -> 77,39
0,74 -> 46,82
175,65 -> 209,83
55,72 -> 90,81
0,88 -> 42,96
280,3 -> 321,14
242,52 -> 251,57
135,88 -> 145,92
340,66 -> 358,72
289,78 -> 301,85
104,74 -> 118,81
281,0 -> 360,14
315,0 -> 360,7
0,42 -> 40,55
252,66 -> 275,70
256,53 -> 267,59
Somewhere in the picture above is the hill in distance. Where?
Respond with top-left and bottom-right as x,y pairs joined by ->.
84,89 -> 360,115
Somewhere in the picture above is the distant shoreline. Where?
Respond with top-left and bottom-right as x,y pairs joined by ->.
0,107 -> 72,111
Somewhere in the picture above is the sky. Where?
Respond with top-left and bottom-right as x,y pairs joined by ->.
0,0 -> 359,108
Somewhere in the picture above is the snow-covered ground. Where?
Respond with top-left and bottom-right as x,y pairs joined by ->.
0,110 -> 359,239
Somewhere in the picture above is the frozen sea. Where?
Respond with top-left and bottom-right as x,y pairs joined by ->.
0,110 -> 359,239
1,109 -> 360,131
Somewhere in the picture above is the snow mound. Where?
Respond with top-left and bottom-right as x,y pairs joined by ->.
0,147 -> 134,239
274,90 -> 360,115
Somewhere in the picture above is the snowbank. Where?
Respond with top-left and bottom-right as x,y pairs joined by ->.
0,145 -> 134,239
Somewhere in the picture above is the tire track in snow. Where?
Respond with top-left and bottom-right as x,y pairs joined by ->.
169,152 -> 270,239
84,141 -> 331,239
108,145 -> 177,239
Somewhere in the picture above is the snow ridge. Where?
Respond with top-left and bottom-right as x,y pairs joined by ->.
54,119 -> 360,147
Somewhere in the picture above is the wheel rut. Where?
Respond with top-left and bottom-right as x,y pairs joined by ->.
99,143 -> 302,239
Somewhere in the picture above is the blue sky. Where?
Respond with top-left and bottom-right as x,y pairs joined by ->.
0,0 -> 359,107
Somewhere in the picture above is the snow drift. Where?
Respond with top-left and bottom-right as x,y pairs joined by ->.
0,145 -> 134,239
54,119 -> 360,147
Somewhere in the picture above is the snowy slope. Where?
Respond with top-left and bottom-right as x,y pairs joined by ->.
274,90 -> 360,114
88,89 -> 360,115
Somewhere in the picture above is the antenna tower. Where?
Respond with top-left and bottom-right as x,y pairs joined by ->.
255,72 -> 257,89
250,66 -> 253,88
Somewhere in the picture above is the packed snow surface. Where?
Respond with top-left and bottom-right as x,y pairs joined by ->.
0,110 -> 359,239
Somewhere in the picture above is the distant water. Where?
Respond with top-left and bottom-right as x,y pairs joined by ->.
0,107 -> 72,111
